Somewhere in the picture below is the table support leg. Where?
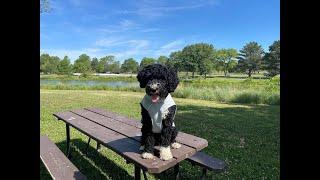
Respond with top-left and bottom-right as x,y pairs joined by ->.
174,163 -> 180,180
66,124 -> 71,159
85,137 -> 91,155
201,168 -> 207,180
97,142 -> 101,151
142,170 -> 148,180
134,164 -> 141,180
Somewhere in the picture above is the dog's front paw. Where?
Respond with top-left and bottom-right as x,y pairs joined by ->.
141,152 -> 154,159
139,145 -> 145,151
159,146 -> 173,161
171,142 -> 181,149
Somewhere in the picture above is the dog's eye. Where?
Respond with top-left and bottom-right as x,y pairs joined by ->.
157,83 -> 160,86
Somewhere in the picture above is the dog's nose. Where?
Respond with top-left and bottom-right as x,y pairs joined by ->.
150,89 -> 156,93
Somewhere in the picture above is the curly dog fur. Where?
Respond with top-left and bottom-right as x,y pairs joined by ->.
137,64 -> 180,160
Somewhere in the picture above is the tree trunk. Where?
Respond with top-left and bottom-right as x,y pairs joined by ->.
205,73 -> 207,79
192,71 -> 195,78
248,70 -> 252,77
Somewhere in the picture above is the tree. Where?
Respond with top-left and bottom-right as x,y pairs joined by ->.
237,42 -> 264,77
40,53 -> 60,74
180,43 -> 215,78
140,57 -> 156,69
97,58 -> 107,73
73,54 -> 92,74
167,51 -> 183,70
121,58 -> 139,73
97,55 -> 115,73
40,53 -> 51,73
157,56 -> 169,65
108,61 -> 121,73
263,40 -> 280,77
215,49 -> 238,76
91,58 -> 99,73
57,56 -> 72,75
228,60 -> 238,73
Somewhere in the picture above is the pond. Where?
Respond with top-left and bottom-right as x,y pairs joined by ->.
40,79 -> 139,88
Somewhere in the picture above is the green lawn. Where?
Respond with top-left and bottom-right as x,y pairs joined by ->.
40,89 -> 279,179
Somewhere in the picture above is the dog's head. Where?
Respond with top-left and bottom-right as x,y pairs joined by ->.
137,64 -> 179,103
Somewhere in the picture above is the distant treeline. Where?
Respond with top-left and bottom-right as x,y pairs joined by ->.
40,40 -> 280,78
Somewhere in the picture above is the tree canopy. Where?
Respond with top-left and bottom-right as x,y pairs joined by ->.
121,58 -> 139,73
140,57 -> 156,69
215,48 -> 238,76
73,54 -> 92,73
180,43 -> 215,78
263,40 -> 280,77
57,56 -> 72,75
237,42 -> 264,77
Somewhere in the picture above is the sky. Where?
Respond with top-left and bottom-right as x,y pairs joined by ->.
40,0 -> 280,63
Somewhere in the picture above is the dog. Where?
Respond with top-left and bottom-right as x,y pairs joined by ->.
137,64 -> 181,161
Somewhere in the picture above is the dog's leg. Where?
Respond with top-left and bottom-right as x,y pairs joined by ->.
170,127 -> 181,149
142,134 -> 155,159
140,104 -> 154,159
159,105 -> 177,160
160,126 -> 173,160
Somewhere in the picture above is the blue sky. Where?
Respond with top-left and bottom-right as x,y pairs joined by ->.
40,0 -> 280,63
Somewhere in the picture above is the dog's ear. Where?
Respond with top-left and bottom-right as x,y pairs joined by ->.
137,66 -> 150,88
167,67 -> 179,92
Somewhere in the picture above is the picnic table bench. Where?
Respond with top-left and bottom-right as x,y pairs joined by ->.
53,107 -> 226,179
40,135 -> 87,180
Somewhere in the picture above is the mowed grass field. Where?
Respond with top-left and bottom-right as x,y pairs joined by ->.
40,89 -> 279,179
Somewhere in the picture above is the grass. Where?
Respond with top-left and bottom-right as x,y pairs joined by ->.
40,89 -> 280,179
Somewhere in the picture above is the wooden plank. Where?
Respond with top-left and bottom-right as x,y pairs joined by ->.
175,132 -> 208,151
85,108 -> 208,150
187,152 -> 227,172
53,111 -> 176,173
71,109 -> 142,142
71,109 -> 196,162
85,107 -> 142,128
40,135 -> 87,180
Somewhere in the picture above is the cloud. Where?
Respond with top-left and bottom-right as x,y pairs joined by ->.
140,28 -> 161,32
40,33 -> 50,40
161,40 -> 185,49
119,19 -> 135,28
155,39 -> 186,56
94,37 -> 123,47
115,0 -> 218,18
94,38 -> 149,49
98,19 -> 139,34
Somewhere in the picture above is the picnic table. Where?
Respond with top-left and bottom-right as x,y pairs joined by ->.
54,107 -> 208,179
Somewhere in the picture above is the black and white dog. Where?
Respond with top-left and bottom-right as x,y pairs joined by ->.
137,64 -> 181,160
